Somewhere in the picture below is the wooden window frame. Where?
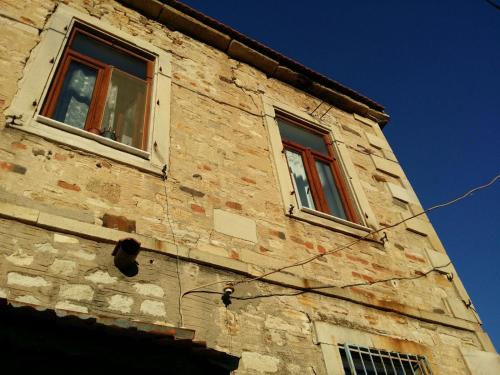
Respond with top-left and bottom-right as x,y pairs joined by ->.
41,25 -> 154,151
278,113 -> 359,223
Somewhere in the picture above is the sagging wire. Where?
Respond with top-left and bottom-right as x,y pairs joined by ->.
233,174 -> 500,287
182,262 -> 453,301
180,174 -> 500,298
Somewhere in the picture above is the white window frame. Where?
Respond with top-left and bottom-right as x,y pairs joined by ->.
262,96 -> 379,237
6,4 -> 171,175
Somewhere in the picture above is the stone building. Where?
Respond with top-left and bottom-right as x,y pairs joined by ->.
0,0 -> 498,373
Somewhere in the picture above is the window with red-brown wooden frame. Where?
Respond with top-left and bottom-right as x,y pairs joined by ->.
276,113 -> 359,223
41,23 -> 154,151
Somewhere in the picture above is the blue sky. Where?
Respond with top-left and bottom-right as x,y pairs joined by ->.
180,1 -> 500,348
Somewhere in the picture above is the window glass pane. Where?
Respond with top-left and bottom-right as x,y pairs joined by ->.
315,160 -> 347,219
72,32 -> 147,79
339,347 -> 353,375
53,61 -> 97,129
277,118 -> 328,154
285,150 -> 315,210
100,69 -> 148,149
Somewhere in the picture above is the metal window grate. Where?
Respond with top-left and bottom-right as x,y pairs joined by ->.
339,344 -> 433,375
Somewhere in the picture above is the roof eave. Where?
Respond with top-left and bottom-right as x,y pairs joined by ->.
117,0 -> 390,127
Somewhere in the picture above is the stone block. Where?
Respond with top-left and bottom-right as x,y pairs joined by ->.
108,294 -> 134,313
366,133 -> 385,149
84,270 -> 117,285
140,300 -> 166,317
371,155 -> 401,178
59,284 -> 94,302
133,283 -> 164,298
241,351 -> 280,373
461,348 -> 500,375
213,209 -> 257,243
402,214 -> 429,236
0,201 -> 39,224
7,272 -> 50,288
102,213 -> 136,233
55,301 -> 88,314
49,259 -> 77,276
446,297 -> 475,322
387,182 -> 411,203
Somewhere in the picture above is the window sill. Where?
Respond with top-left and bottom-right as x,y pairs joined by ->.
288,206 -> 373,238
37,116 -> 150,159
7,112 -> 163,176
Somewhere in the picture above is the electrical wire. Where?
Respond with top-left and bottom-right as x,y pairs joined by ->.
183,262 -> 452,301
180,174 -> 499,297
233,174 -> 499,287
310,100 -> 323,116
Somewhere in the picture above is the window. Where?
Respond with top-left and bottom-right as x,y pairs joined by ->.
7,4 -> 171,174
41,25 -> 154,151
263,98 -> 379,236
339,344 -> 432,375
277,114 -> 358,223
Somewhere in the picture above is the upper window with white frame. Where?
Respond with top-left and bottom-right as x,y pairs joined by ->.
7,5 -> 171,174
41,24 -> 154,151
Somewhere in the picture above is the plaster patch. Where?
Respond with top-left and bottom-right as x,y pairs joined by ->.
140,300 -> 166,317
0,288 -> 7,298
59,284 -> 94,301
133,283 -> 164,298
108,294 -> 134,313
85,270 -> 117,284
7,272 -> 50,287
49,259 -> 77,276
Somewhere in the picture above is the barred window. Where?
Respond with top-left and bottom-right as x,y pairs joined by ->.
339,344 -> 432,375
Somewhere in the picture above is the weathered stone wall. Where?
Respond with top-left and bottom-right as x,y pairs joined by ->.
0,0 -> 495,374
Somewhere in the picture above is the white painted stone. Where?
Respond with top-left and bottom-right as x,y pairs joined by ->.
67,248 -> 96,261
15,295 -> 40,305
241,351 -> 280,373
34,242 -> 58,254
140,300 -> 166,317
54,233 -> 79,244
213,209 -> 257,243
133,283 -> 164,298
108,294 -> 134,313
387,182 -> 411,203
55,301 -> 88,314
7,272 -> 50,287
6,250 -> 34,266
59,284 -> 94,301
85,270 -> 117,284
49,259 -> 77,276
